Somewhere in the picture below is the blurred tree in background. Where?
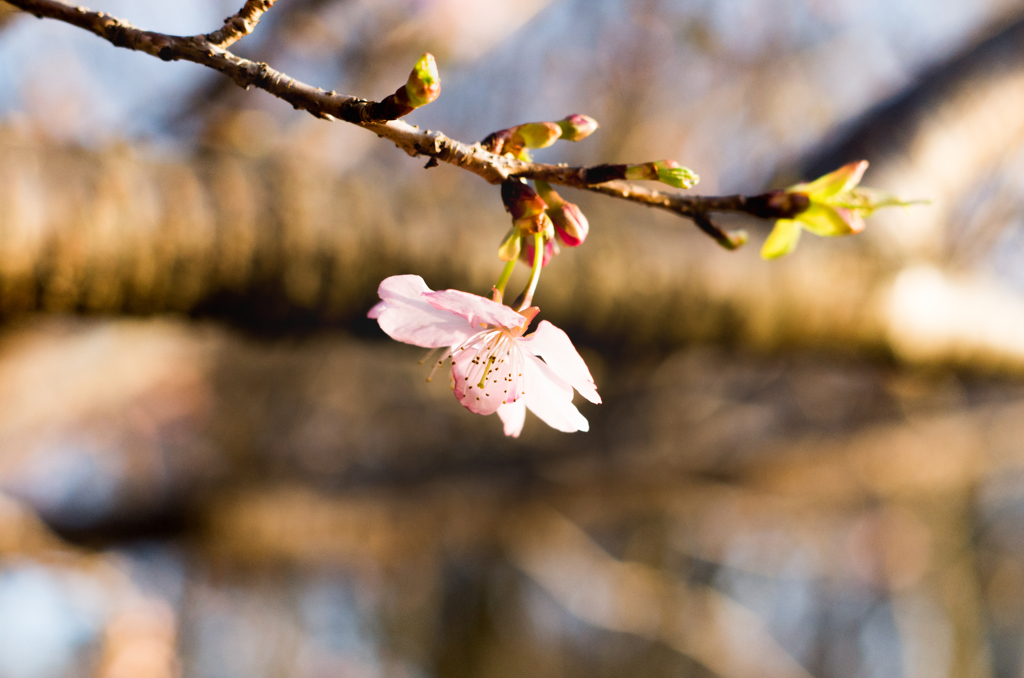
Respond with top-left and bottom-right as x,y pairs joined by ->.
4,1 -> 1024,677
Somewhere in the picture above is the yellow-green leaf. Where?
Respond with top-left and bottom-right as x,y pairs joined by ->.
791,160 -> 868,200
796,204 -> 855,237
761,219 -> 802,259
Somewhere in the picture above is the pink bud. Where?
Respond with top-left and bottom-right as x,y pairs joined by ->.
519,237 -> 560,267
557,114 -> 599,141
550,202 -> 588,247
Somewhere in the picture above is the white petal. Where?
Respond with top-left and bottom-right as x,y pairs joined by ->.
522,354 -> 589,433
372,275 -> 476,348
520,320 -> 601,404
497,401 -> 527,437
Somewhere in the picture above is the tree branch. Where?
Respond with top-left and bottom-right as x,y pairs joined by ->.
205,0 -> 276,49
4,0 -> 807,238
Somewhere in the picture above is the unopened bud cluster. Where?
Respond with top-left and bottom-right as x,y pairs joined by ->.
484,114 -> 599,272
482,114 -> 599,160
498,179 -> 590,268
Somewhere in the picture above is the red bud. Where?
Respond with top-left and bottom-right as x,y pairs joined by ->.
501,180 -> 547,220
519,237 -> 559,268
550,202 -> 588,247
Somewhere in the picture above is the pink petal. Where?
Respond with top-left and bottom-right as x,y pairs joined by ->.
371,275 -> 476,348
836,207 -> 866,234
451,331 -> 525,415
378,273 -> 432,301
424,288 -> 528,331
521,354 -> 589,433
497,401 -> 526,437
519,321 -> 601,404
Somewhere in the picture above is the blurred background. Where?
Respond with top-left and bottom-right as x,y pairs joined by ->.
3,0 -> 1024,676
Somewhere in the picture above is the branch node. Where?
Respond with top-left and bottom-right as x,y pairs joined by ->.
743,190 -> 810,219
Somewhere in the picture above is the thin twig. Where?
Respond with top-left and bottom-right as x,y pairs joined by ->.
3,0 -> 809,238
691,211 -> 747,250
206,0 -> 276,49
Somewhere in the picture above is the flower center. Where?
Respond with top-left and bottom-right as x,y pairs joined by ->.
460,329 -> 510,386
452,327 -> 526,407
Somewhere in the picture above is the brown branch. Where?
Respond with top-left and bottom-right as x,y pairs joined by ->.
3,0 -> 808,241
206,0 -> 276,49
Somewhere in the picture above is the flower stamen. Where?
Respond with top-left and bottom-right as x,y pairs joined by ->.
425,349 -> 451,382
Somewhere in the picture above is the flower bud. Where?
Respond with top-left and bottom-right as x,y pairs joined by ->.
557,114 -> 599,141
653,160 -> 699,189
514,122 -> 562,149
520,235 -> 559,268
501,179 -> 547,220
498,228 -> 522,261
550,202 -> 589,247
404,53 -> 440,108
514,213 -> 555,240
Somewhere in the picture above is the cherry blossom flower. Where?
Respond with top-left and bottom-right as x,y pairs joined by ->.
368,274 -> 600,437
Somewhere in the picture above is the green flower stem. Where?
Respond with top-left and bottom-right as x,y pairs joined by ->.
494,259 -> 516,298
517,233 -> 544,311
533,179 -> 565,207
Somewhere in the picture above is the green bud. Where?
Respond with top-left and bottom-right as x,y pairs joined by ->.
654,160 -> 699,189
404,53 -> 440,108
498,228 -> 522,262
514,122 -> 562,150
557,114 -> 599,141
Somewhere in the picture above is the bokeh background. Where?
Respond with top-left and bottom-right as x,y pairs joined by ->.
3,1 -> 1024,676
